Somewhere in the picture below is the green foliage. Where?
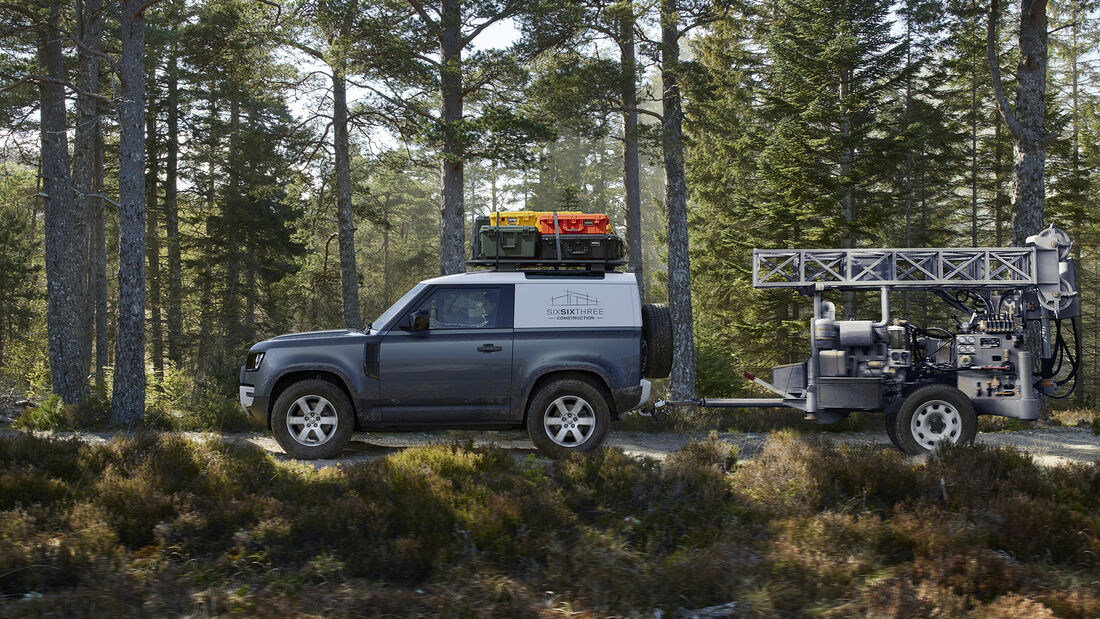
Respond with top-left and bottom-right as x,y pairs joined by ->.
14,367 -> 253,433
14,394 -> 109,430
0,167 -> 42,376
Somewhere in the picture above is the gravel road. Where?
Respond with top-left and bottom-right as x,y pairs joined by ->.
7,425 -> 1099,469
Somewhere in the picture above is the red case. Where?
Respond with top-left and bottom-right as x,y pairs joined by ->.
537,213 -> 610,235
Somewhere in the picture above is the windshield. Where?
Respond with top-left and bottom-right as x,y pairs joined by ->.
370,284 -> 426,330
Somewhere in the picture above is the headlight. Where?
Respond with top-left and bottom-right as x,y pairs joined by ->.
246,352 -> 265,370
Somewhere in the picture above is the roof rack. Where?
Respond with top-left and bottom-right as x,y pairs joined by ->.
465,258 -> 626,273
470,210 -> 625,273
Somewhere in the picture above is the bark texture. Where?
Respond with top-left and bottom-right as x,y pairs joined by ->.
620,12 -> 644,300
146,92 -> 163,378
987,0 -> 1052,245
438,0 -> 466,275
41,0 -> 88,404
74,0 -> 102,381
988,0 -> 1053,419
93,130 -> 108,388
111,0 -> 147,424
221,95 -> 241,365
165,42 -> 183,367
333,66 -> 362,328
661,0 -> 696,400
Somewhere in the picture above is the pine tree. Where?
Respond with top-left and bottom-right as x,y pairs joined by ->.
112,0 -> 149,425
0,192 -> 40,367
365,0 -> 576,274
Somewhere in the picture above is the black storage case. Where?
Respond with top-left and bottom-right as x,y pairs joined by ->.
538,234 -> 624,261
472,215 -> 490,259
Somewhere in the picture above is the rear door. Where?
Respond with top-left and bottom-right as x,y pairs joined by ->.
379,285 -> 514,423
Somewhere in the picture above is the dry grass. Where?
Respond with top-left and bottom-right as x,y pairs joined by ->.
2,430 -> 1100,616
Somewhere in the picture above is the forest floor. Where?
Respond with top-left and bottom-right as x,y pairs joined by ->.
4,424 -> 1098,468
5,418 -> 1100,616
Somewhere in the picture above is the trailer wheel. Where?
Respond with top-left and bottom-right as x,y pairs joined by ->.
641,303 -> 673,379
891,384 -> 977,456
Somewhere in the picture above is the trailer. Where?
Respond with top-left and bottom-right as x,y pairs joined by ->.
656,225 -> 1081,454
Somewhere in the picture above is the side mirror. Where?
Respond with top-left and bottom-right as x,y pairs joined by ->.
401,309 -> 430,332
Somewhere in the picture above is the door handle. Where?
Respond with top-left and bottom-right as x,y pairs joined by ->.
477,344 -> 503,353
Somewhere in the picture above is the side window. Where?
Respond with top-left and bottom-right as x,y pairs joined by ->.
413,287 -> 506,329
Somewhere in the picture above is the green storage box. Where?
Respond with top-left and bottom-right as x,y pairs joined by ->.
478,225 -> 538,258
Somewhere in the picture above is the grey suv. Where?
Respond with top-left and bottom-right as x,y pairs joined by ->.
239,270 -> 672,458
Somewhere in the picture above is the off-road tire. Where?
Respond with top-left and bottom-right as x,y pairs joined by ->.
891,384 -> 977,456
271,379 -> 355,460
526,377 -> 611,458
641,303 -> 673,379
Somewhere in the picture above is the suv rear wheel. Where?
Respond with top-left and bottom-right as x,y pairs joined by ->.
526,377 -> 610,457
271,379 -> 355,459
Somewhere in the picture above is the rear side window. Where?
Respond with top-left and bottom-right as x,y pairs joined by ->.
412,287 -> 511,329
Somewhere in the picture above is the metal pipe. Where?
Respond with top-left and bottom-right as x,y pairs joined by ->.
697,398 -> 795,408
806,285 -> 822,416
871,286 -> 890,327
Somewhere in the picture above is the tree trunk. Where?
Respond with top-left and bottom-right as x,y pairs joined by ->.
970,67 -> 979,246
620,10 -> 644,300
165,41 -> 183,368
840,69 -> 854,316
111,0 -> 147,425
332,65 -> 362,328
661,0 -> 695,400
1008,0 -> 1048,246
987,0 -> 1050,246
93,128 -> 108,388
221,94 -> 241,365
146,91 -> 164,379
438,0 -> 465,275
1069,12 -> 1085,407
41,0 -> 88,404
194,85 -> 218,380
988,0 -> 1051,420
382,198 -> 391,305
994,121 -> 1005,246
74,0 -> 102,381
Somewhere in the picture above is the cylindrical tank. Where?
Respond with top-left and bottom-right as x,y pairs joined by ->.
814,301 -> 838,349
838,320 -> 875,347
814,318 -> 838,349
887,325 -> 907,349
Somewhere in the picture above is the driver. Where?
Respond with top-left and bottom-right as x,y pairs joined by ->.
478,292 -> 499,328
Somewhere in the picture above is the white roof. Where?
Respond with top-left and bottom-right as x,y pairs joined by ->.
420,270 -> 638,286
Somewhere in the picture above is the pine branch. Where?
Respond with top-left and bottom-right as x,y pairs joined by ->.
986,0 -> 1023,138
0,74 -> 114,104
130,0 -> 164,20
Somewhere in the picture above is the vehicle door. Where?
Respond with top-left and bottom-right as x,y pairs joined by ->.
379,285 -> 514,423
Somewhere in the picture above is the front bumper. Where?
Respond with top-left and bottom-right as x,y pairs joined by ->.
239,385 -> 255,415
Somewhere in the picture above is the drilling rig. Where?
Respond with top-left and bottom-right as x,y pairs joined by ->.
659,225 -> 1081,455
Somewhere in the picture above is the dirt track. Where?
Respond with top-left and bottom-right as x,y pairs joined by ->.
7,425 -> 1099,469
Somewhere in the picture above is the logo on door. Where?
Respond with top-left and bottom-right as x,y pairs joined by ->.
547,290 -> 604,319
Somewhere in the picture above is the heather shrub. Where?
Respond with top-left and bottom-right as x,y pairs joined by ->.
2,430 -> 1100,616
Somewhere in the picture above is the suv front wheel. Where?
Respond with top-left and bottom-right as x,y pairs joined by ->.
526,377 -> 611,457
271,378 -> 355,459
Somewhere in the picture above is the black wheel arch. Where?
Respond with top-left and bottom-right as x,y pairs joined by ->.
521,369 -> 615,425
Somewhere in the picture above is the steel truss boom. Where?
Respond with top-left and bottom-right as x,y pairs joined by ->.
751,227 -> 1077,315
